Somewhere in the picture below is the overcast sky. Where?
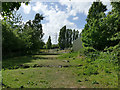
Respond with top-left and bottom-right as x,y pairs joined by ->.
16,0 -> 112,44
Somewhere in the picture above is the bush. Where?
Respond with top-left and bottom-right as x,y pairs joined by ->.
52,44 -> 59,49
92,81 -> 99,84
83,65 -> 99,76
105,68 -> 111,73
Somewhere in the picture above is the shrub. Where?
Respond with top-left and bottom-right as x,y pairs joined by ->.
105,68 -> 112,73
92,81 -> 99,84
79,47 -> 100,59
83,65 -> 99,76
52,44 -> 59,49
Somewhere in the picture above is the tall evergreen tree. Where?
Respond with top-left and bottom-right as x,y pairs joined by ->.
66,29 -> 72,47
58,26 -> 66,49
46,36 -> 52,49
58,26 -> 79,49
73,29 -> 76,41
75,30 -> 79,40
73,29 -> 79,41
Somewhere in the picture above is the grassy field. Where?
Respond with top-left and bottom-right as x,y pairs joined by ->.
2,49 -> 118,88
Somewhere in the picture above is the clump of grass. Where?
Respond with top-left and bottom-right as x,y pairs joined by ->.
58,52 -> 78,59
77,80 -> 82,82
40,80 -> 48,84
104,68 -> 112,73
83,65 -> 99,76
14,78 -> 19,81
92,81 -> 99,84
27,81 -> 34,85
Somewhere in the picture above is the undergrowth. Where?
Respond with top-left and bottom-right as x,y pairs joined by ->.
58,47 -> 119,87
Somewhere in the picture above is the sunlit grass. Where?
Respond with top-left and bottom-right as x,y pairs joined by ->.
2,50 -> 118,88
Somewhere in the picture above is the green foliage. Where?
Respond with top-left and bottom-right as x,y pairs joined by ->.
2,13 -> 45,58
58,49 -> 118,88
80,1 -> 120,75
58,26 -> 79,49
86,1 -> 107,22
82,1 -> 120,52
27,13 -> 44,52
52,44 -> 59,49
104,68 -> 111,73
78,47 -> 100,60
83,47 -> 96,53
46,36 -> 52,49
77,80 -> 82,82
59,52 -> 78,59
111,1 -> 120,13
73,29 -> 79,41
2,49 -> 118,88
2,20 -> 25,58
104,11 -> 120,48
66,29 -> 73,48
43,45 -> 47,49
82,1 -> 107,50
92,81 -> 99,84
58,26 -> 66,49
83,65 -> 99,76
2,2 -> 46,56
2,2 -> 29,17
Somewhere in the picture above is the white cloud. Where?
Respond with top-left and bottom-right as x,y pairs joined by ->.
32,2 -> 78,44
21,3 -> 31,14
32,2 -> 48,13
31,1 -> 111,44
59,0 -> 111,15
78,28 -> 82,33
59,0 -> 92,15
73,17 -> 79,20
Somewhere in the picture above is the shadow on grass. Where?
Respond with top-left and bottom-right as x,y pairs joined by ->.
2,53 -> 59,70
33,57 -> 58,60
2,55 -> 34,69
33,53 -> 60,55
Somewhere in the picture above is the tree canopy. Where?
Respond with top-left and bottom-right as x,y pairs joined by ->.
2,2 -> 29,17
81,0 -> 120,51
2,13 -> 44,58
